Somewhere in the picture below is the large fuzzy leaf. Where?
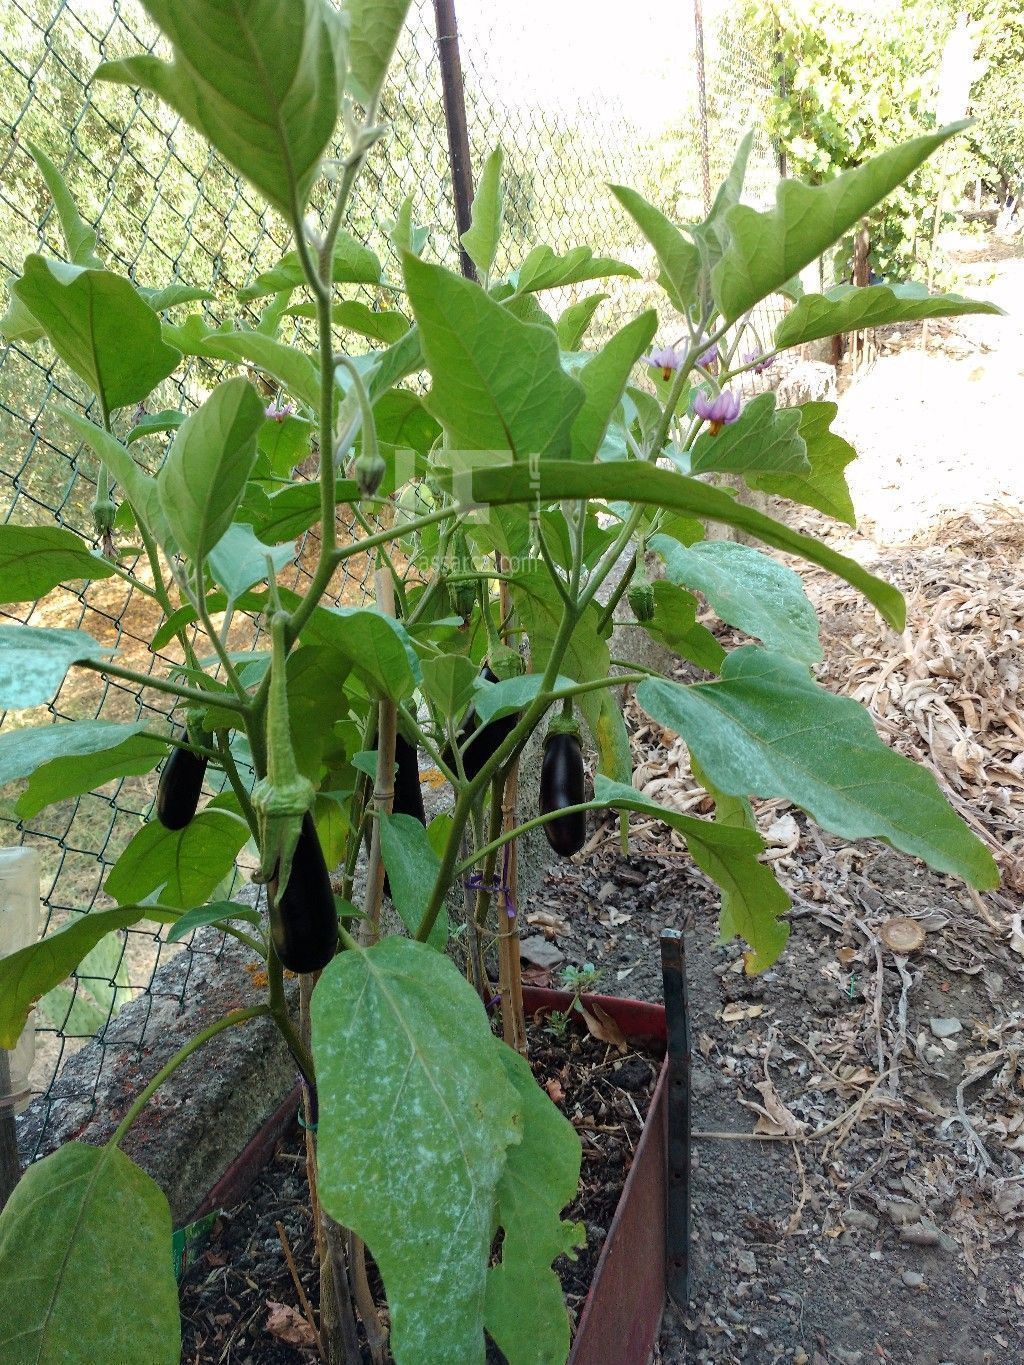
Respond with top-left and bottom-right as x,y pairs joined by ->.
775,282 -> 1002,349
747,402 -> 857,526
378,812 -> 447,948
461,146 -> 504,279
104,808 -> 250,909
64,412 -> 168,540
0,1142 -> 179,1365
96,0 -> 346,216
0,905 -> 173,1048
651,534 -> 822,665
712,122 -> 970,321
12,256 -> 180,410
403,254 -> 585,459
688,392 -> 809,477
484,1043 -> 584,1365
608,184 -> 700,312
569,311 -> 658,461
312,938 -> 522,1364
636,648 -> 999,888
0,524 -> 114,602
157,377 -> 264,562
594,776 -> 790,969
301,605 -> 421,700
0,625 -> 109,709
164,319 -> 320,409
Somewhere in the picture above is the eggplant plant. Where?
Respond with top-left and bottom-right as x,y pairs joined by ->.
0,2 -> 1002,1362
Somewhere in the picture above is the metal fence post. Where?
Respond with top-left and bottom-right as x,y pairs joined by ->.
432,0 -> 477,281
693,0 -> 712,216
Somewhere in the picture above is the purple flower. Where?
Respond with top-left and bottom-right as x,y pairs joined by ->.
693,388 -> 741,434
643,345 -> 683,379
742,349 -> 775,375
698,343 -> 720,371
264,399 -> 296,423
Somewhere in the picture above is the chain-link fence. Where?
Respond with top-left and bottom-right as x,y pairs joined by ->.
1,0 -> 784,1160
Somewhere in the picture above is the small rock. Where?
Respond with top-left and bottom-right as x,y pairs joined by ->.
518,935 -> 563,969
736,1250 -> 757,1275
929,1017 -> 962,1039
597,881 -> 616,903
886,1200 -> 925,1226
843,1209 -> 879,1232
902,1270 -> 925,1289
900,1222 -> 940,1247
793,1352 -> 809,1365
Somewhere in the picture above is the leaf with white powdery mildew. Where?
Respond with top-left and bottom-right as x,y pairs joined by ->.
312,937 -> 522,1364
0,625 -> 110,709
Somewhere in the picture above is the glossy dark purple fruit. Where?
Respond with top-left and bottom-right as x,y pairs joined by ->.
156,748 -> 208,831
540,730 -> 587,857
268,813 -> 338,973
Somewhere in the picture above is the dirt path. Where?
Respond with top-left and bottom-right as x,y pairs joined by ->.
517,232 -> 1024,1365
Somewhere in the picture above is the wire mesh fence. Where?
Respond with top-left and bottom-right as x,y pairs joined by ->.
1,0 -> 784,1159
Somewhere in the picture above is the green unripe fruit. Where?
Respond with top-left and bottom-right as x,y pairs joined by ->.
628,576 -> 655,623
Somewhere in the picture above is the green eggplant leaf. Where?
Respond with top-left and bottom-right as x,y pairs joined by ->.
164,320 -> 320,409
104,809 -> 251,909
421,653 -> 479,724
461,146 -> 504,279
301,605 -> 421,700
775,282 -> 1002,350
594,775 -> 790,969
64,412 -> 168,540
640,580 -> 726,673
26,142 -> 102,267
345,0 -> 413,108
378,812 -> 448,948
96,0 -> 346,217
555,293 -> 607,350
165,900 -> 262,944
140,284 -> 215,313
436,459 -> 906,631
249,479 -> 360,544
237,232 -> 381,301
207,523 -> 295,605
0,1142 -> 180,1365
0,625 -> 110,709
484,1042 -> 584,1365
157,377 -> 264,562
747,401 -> 857,526
515,243 -> 640,294
712,122 -> 971,321
285,299 -> 410,345
569,311 -> 658,462
403,253 -> 585,459
126,408 -> 185,444
689,392 -> 808,477
12,255 -> 180,410
0,524 -> 114,601
650,534 -> 822,665
17,732 -> 169,819
312,937 -> 522,1365
608,184 -> 701,312
636,649 -> 999,889
0,905 -> 174,1049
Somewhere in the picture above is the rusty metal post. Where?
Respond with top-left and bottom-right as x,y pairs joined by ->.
432,0 -> 477,281
693,0 -> 712,215
660,929 -> 691,1308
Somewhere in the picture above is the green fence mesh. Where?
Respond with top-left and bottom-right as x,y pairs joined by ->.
1,0 -> 783,1158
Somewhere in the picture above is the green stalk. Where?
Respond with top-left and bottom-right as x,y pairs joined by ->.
75,657 -> 248,712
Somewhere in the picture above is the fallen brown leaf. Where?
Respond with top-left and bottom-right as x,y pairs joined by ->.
578,1002 -> 628,1053
266,1300 -> 317,1349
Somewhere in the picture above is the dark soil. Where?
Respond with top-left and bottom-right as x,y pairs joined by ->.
179,1019 -> 661,1363
520,819 -> 1023,1365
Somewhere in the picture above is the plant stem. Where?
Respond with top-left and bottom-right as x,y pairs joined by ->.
106,1005 -> 269,1148
74,657 -> 248,712
453,799 -> 612,878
